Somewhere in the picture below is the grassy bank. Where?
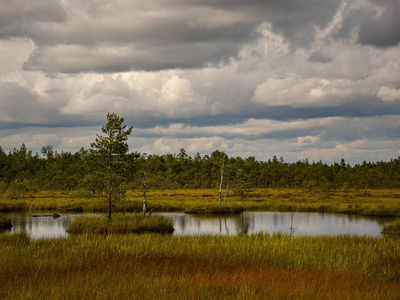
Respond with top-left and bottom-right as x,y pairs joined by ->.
184,203 -> 244,214
1,188 -> 400,217
0,231 -> 399,299
67,214 -> 174,234
382,218 -> 400,235
0,214 -> 12,229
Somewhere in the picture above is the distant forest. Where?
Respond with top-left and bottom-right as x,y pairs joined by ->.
1,143 -> 400,199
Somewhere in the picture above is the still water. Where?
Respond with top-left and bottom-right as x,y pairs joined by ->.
5,212 -> 392,239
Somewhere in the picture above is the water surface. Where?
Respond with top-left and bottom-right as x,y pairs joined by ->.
5,212 -> 392,239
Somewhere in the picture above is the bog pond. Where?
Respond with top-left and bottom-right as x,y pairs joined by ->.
4,212 -> 393,239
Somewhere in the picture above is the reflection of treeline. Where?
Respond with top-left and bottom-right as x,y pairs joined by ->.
1,144 -> 400,198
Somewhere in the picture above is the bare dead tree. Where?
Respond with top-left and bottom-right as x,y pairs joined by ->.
218,155 -> 226,205
290,213 -> 295,238
143,171 -> 147,217
224,179 -> 229,204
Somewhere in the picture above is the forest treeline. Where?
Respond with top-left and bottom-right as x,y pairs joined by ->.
1,143 -> 400,199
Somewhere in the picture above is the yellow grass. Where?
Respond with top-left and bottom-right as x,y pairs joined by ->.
1,188 -> 399,217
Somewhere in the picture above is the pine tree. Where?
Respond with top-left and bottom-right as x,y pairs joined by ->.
89,113 -> 133,221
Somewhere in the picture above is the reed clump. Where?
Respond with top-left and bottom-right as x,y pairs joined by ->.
67,214 -> 174,234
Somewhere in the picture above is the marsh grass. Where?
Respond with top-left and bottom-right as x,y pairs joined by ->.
67,214 -> 174,234
0,232 -> 400,299
0,230 -> 29,245
1,189 -> 400,217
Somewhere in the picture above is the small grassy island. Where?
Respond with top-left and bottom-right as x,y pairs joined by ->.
67,214 -> 174,234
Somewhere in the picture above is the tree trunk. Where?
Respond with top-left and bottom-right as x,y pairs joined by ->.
107,146 -> 112,222
218,158 -> 225,205
143,171 -> 147,217
107,191 -> 112,222
224,180 -> 229,204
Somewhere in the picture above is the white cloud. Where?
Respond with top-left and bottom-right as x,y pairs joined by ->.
59,73 -> 208,119
298,138 -> 400,164
295,135 -> 321,145
377,86 -> 400,102
0,126 -> 98,152
252,76 -> 354,107
159,75 -> 207,116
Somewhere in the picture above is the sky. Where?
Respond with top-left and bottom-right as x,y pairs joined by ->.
1,0 -> 400,165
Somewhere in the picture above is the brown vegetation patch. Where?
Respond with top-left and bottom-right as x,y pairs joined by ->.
2,256 -> 400,299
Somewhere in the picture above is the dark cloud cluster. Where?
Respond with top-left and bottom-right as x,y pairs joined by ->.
2,0 -> 397,73
358,1 -> 400,47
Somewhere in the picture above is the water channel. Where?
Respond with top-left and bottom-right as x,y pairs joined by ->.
4,212 -> 392,239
